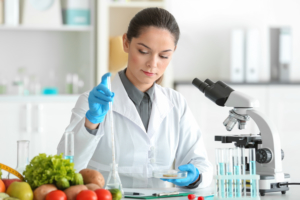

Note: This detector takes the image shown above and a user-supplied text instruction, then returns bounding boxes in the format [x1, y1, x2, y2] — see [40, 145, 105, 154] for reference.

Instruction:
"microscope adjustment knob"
[256, 148, 272, 163]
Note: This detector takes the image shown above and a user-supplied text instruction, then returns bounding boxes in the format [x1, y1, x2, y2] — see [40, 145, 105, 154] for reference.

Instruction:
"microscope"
[192, 78, 290, 196]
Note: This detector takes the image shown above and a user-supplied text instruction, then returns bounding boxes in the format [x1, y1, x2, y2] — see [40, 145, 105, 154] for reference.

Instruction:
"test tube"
[240, 147, 246, 197]
[233, 147, 241, 197]
[64, 131, 74, 163]
[216, 148, 226, 198]
[249, 148, 257, 197]
[215, 149, 219, 197]
[226, 148, 233, 197]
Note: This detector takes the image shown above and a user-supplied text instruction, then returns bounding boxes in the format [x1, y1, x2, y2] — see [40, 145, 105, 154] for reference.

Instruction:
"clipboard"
[125, 192, 191, 199]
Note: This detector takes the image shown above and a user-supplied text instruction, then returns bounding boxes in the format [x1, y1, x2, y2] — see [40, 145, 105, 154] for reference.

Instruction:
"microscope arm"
[245, 109, 283, 174]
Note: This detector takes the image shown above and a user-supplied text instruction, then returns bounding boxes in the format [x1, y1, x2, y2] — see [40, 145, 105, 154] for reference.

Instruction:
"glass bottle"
[8, 140, 30, 179]
[105, 163, 124, 194]
[64, 131, 74, 163]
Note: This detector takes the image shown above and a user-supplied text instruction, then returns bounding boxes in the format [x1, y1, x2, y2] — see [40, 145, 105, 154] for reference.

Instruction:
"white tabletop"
[123, 187, 299, 200]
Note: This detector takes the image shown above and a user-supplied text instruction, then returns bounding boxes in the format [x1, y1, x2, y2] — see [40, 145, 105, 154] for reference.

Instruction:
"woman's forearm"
[85, 117, 100, 130]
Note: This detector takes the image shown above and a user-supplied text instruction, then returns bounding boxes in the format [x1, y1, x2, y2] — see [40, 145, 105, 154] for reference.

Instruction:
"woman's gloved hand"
[161, 164, 200, 187]
[86, 72, 115, 124]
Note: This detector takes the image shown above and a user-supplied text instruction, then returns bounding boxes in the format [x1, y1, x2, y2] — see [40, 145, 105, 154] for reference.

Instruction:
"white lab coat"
[57, 73, 213, 188]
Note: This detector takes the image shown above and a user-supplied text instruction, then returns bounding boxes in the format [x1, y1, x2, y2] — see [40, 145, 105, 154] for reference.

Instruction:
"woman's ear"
[123, 33, 129, 53]
[174, 45, 177, 51]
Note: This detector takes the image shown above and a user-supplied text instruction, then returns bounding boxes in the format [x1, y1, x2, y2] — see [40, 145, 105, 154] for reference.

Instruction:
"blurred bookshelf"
[0, 25, 93, 32]
[109, 1, 165, 8]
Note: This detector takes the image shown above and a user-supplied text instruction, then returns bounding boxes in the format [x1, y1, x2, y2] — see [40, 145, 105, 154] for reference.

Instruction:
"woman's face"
[123, 26, 176, 91]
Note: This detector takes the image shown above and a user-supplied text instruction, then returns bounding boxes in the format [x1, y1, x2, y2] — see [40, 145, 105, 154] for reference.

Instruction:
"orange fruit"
[0, 179, 6, 192]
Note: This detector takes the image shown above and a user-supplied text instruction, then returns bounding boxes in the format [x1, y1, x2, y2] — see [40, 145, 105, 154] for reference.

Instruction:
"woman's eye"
[139, 50, 148, 54]
[160, 55, 168, 59]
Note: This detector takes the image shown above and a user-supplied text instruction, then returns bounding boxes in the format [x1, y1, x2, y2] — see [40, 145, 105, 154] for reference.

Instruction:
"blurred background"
[0, 0, 300, 182]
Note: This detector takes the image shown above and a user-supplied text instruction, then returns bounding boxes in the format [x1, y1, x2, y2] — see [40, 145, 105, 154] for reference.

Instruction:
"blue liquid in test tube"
[249, 149, 257, 197]
[219, 162, 225, 198]
[216, 149, 225, 198]
[64, 155, 74, 163]
[64, 131, 74, 163]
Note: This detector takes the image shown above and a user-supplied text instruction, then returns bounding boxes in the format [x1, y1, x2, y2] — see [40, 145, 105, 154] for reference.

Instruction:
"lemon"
[109, 189, 122, 200]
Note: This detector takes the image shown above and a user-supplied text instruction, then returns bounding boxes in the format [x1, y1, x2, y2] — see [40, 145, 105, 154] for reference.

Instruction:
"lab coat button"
[150, 158, 155, 163]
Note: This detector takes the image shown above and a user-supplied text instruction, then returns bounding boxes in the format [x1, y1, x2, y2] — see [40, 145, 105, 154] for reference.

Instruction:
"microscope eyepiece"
[192, 78, 209, 93]
[192, 77, 234, 106]
[204, 79, 214, 86]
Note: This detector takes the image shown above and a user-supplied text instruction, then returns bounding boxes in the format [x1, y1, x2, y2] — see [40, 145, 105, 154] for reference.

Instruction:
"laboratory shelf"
[109, 1, 165, 8]
[0, 95, 79, 102]
[0, 25, 93, 32]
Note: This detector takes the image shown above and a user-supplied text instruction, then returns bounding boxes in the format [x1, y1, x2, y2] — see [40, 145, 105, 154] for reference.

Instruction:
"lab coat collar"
[112, 73, 174, 137]
[147, 84, 174, 138]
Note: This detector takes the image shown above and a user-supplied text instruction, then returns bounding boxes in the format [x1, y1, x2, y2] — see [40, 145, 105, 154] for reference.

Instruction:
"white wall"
[168, 0, 300, 82]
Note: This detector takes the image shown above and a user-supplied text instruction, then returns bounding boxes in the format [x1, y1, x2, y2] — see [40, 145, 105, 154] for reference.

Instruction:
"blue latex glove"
[86, 73, 114, 124]
[161, 164, 200, 187]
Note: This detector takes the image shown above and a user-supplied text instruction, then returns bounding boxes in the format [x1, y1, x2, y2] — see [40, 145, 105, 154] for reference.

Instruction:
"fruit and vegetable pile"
[0, 153, 122, 200]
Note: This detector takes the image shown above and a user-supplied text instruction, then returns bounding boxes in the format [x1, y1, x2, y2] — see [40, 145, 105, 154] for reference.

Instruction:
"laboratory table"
[123, 187, 300, 200]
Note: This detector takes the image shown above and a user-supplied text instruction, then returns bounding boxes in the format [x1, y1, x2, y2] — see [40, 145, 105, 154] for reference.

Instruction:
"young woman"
[58, 7, 212, 189]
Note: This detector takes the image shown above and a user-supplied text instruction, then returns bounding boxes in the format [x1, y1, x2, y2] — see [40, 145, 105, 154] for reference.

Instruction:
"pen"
[152, 192, 180, 196]
[124, 192, 145, 195]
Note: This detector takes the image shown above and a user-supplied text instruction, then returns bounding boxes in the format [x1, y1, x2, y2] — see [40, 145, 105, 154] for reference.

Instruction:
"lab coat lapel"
[111, 74, 146, 133]
[147, 84, 174, 139]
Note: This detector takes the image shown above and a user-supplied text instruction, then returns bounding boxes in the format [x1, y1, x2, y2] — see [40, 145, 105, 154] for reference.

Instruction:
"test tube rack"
[214, 174, 260, 200]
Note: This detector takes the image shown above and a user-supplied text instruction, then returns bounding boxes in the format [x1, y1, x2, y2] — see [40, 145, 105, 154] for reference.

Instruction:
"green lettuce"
[23, 153, 76, 189]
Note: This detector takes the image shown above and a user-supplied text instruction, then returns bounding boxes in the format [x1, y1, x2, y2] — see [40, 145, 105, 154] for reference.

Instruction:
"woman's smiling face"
[123, 26, 176, 92]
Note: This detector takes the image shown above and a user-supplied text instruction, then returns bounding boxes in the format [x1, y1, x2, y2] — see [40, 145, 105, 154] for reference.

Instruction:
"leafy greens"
[23, 153, 76, 189]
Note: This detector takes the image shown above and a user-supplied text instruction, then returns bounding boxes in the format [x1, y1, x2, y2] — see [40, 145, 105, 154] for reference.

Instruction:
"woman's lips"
[142, 70, 155, 77]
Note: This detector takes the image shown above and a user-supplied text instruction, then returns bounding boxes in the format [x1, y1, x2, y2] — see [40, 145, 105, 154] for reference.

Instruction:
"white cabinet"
[0, 96, 78, 177]
[176, 84, 300, 181]
[0, 1, 96, 95]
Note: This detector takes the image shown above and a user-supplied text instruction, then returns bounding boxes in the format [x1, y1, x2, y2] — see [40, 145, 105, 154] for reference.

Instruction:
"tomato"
[0, 179, 5, 193]
[46, 190, 67, 200]
[95, 189, 112, 200]
[76, 190, 97, 200]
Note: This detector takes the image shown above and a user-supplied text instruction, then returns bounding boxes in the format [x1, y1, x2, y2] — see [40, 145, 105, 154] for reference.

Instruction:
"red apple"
[1, 179, 22, 189]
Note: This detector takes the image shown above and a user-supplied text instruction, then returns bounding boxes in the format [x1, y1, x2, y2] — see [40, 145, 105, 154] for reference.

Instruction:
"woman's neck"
[125, 69, 153, 92]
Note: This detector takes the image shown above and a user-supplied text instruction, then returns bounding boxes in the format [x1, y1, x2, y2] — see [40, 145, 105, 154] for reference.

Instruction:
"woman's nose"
[147, 55, 158, 68]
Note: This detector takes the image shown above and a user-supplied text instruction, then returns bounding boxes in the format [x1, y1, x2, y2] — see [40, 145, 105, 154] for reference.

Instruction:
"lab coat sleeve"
[57, 92, 104, 172]
[175, 96, 213, 188]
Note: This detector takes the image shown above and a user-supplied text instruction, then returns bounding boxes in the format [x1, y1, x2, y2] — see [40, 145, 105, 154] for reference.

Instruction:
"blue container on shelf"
[63, 0, 90, 25]
[64, 9, 90, 25]
[42, 87, 58, 95]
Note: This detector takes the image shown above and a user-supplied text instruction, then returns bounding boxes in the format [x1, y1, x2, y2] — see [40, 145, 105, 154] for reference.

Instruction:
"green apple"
[6, 182, 33, 200]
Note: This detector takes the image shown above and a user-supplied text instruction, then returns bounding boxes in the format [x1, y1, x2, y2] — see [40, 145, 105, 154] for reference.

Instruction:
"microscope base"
[258, 173, 290, 196]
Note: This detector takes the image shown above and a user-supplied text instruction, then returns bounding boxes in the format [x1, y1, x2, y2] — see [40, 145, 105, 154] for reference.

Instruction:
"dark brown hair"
[126, 7, 180, 84]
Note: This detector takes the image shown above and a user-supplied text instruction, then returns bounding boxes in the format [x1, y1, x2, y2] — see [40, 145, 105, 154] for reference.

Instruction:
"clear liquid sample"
[240, 147, 246, 196]
[105, 163, 124, 194]
[219, 162, 225, 198]
[64, 155, 74, 163]
[9, 140, 30, 179]
[105, 183, 122, 190]
[234, 165, 241, 197]
[250, 160, 257, 197]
